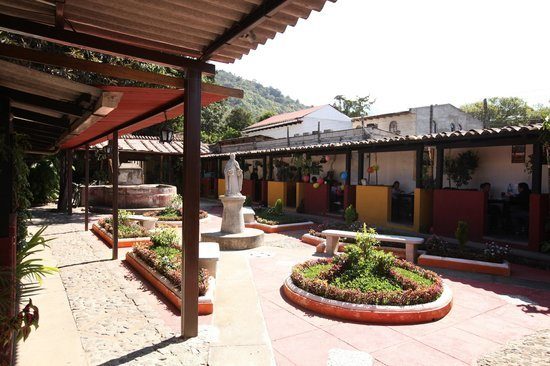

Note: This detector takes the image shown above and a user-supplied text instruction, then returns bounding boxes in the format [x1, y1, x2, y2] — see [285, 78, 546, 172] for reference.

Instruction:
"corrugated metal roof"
[244, 105, 325, 132]
[94, 135, 211, 155]
[203, 124, 543, 158]
[0, 0, 336, 64]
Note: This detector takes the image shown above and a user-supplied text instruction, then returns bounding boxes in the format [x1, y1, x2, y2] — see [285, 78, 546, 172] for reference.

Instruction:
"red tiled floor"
[324, 323, 411, 353]
[272, 329, 356, 366]
[418, 327, 501, 364]
[371, 339, 467, 366]
[274, 350, 296, 366]
[263, 308, 317, 340]
[485, 303, 550, 330]
[456, 313, 534, 344]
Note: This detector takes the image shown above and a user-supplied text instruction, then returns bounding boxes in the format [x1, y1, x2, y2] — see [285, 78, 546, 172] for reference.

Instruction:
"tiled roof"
[244, 105, 326, 132]
[203, 124, 542, 158]
[94, 135, 211, 155]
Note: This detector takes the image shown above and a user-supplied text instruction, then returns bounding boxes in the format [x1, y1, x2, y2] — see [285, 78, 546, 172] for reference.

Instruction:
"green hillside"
[215, 70, 307, 119]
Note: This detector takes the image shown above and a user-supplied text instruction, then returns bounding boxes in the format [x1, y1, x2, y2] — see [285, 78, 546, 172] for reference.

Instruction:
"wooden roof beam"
[0, 44, 243, 98]
[0, 86, 85, 117]
[12, 108, 69, 129]
[0, 13, 215, 74]
[200, 0, 291, 61]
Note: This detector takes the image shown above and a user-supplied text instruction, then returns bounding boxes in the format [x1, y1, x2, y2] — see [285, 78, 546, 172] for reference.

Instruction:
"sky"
[216, 0, 550, 115]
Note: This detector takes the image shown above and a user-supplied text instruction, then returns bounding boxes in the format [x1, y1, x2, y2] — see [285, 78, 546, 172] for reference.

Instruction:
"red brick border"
[418, 254, 511, 276]
[91, 223, 150, 248]
[246, 221, 315, 233]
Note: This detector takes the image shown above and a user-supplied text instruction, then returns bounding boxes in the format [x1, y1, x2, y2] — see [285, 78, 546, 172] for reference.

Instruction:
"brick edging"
[418, 254, 511, 276]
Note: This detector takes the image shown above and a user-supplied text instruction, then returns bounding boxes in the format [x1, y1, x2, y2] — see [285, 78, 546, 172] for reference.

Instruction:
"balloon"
[340, 184, 345, 190]
[340, 171, 348, 180]
[317, 178, 324, 185]
[367, 166, 375, 174]
[325, 155, 330, 161]
[313, 183, 320, 189]
[373, 164, 379, 172]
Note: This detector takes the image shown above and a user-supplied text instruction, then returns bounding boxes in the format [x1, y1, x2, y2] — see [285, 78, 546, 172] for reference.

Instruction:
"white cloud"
[216, 0, 550, 114]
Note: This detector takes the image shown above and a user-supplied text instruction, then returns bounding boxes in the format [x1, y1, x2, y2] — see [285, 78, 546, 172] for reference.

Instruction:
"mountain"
[215, 70, 307, 119]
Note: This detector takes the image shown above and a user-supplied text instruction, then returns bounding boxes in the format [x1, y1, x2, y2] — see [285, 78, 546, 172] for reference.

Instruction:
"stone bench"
[199, 242, 220, 278]
[127, 214, 158, 230]
[242, 206, 256, 224]
[321, 229, 424, 263]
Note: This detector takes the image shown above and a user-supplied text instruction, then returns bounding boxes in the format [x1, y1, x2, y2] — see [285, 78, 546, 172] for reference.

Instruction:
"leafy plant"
[150, 229, 179, 247]
[344, 205, 358, 225]
[455, 221, 469, 251]
[444, 150, 479, 188]
[28, 157, 59, 205]
[0, 227, 58, 351]
[272, 198, 283, 215]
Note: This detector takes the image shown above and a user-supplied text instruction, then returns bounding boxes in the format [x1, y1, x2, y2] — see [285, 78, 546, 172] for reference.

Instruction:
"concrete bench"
[199, 242, 220, 278]
[127, 214, 158, 230]
[242, 207, 256, 224]
[321, 229, 424, 263]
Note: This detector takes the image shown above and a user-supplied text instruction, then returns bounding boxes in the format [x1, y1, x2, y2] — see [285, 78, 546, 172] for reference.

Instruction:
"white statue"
[224, 153, 243, 196]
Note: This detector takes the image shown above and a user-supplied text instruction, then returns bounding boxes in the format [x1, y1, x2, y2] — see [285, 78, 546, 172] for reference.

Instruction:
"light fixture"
[103, 142, 112, 155]
[159, 111, 174, 143]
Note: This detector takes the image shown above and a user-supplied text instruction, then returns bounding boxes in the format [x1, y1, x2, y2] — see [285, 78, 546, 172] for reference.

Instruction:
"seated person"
[391, 181, 403, 199]
[250, 168, 259, 181]
[391, 181, 404, 221]
[480, 182, 500, 232]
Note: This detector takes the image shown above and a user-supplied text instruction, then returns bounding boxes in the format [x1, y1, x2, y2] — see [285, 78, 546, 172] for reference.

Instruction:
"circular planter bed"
[284, 239, 452, 324]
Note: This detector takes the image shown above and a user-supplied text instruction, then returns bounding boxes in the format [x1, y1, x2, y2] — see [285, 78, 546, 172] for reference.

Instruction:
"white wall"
[359, 151, 416, 193]
[444, 145, 548, 195]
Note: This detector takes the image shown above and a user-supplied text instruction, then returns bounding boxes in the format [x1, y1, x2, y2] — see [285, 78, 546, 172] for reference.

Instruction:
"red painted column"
[528, 194, 548, 251]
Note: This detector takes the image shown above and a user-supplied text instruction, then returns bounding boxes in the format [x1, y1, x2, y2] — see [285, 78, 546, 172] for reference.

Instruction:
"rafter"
[0, 86, 84, 117]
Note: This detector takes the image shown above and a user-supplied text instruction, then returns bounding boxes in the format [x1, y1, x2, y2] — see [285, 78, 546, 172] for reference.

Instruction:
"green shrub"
[244, 195, 252, 206]
[273, 198, 283, 215]
[344, 205, 358, 225]
[28, 157, 59, 205]
[150, 229, 179, 247]
[455, 221, 469, 251]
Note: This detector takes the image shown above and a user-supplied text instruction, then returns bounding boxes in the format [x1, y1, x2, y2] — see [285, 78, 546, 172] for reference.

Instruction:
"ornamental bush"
[150, 228, 179, 247]
[455, 221, 469, 251]
[344, 205, 358, 225]
[273, 198, 283, 215]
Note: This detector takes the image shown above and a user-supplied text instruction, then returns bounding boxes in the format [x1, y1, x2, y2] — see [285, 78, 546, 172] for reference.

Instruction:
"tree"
[225, 107, 253, 133]
[332, 95, 375, 118]
[257, 110, 276, 122]
[461, 97, 550, 128]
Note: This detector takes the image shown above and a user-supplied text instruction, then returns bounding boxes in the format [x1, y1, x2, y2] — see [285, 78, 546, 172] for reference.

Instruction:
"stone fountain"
[202, 153, 264, 250]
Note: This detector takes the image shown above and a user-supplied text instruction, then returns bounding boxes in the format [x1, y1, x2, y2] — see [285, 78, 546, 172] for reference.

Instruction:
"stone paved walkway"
[23, 207, 210, 366]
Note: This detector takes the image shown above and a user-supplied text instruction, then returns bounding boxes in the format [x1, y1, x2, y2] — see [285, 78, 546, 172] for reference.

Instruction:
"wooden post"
[84, 144, 89, 231]
[0, 96, 16, 364]
[217, 158, 222, 179]
[416, 146, 424, 189]
[286, 126, 290, 147]
[160, 155, 164, 183]
[435, 146, 444, 189]
[262, 155, 267, 180]
[358, 151, 364, 182]
[66, 149, 73, 215]
[112, 132, 119, 260]
[345, 150, 351, 186]
[182, 68, 201, 338]
[268, 156, 274, 181]
[168, 155, 173, 184]
[532, 142, 542, 194]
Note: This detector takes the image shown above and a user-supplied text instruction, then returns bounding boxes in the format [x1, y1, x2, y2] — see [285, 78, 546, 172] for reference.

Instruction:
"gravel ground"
[476, 329, 550, 366]
[30, 207, 210, 366]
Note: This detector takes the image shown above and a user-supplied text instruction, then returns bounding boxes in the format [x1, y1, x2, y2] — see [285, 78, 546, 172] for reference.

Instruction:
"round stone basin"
[89, 184, 177, 209]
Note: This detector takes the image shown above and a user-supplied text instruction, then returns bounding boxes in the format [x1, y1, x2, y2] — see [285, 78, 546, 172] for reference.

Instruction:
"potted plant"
[444, 150, 479, 188]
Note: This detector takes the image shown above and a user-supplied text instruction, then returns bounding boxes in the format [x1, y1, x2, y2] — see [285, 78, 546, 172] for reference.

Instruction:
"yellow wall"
[413, 188, 433, 233]
[267, 181, 287, 207]
[355, 185, 391, 227]
[217, 179, 225, 197]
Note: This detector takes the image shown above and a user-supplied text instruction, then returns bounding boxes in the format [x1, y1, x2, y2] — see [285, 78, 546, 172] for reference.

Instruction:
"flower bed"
[248, 204, 315, 233]
[418, 235, 511, 276]
[92, 214, 150, 248]
[126, 229, 214, 314]
[285, 228, 452, 323]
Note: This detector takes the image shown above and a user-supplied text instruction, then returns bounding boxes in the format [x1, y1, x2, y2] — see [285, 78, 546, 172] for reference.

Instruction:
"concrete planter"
[418, 254, 511, 276]
[125, 252, 214, 315]
[246, 221, 315, 233]
[283, 277, 453, 324]
[91, 223, 150, 248]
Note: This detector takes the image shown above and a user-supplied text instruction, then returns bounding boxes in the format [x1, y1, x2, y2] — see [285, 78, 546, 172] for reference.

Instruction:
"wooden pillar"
[358, 150, 364, 182]
[268, 155, 274, 181]
[182, 68, 201, 338]
[84, 145, 90, 231]
[532, 142, 542, 194]
[262, 155, 267, 180]
[0, 96, 16, 364]
[112, 132, 119, 260]
[66, 149, 73, 215]
[416, 146, 424, 189]
[217, 158, 222, 179]
[435, 146, 444, 189]
[345, 150, 352, 185]
[160, 155, 164, 183]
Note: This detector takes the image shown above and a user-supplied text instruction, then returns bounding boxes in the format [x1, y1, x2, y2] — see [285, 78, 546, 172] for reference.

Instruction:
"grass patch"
[302, 263, 332, 279]
[256, 209, 310, 225]
[393, 267, 433, 287]
[332, 273, 401, 292]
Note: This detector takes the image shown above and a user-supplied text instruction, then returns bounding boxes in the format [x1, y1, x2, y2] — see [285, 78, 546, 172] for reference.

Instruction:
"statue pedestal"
[202, 194, 264, 250]
[220, 195, 245, 234]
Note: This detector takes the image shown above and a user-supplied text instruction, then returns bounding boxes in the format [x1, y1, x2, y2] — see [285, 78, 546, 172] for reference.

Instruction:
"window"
[389, 120, 398, 133]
